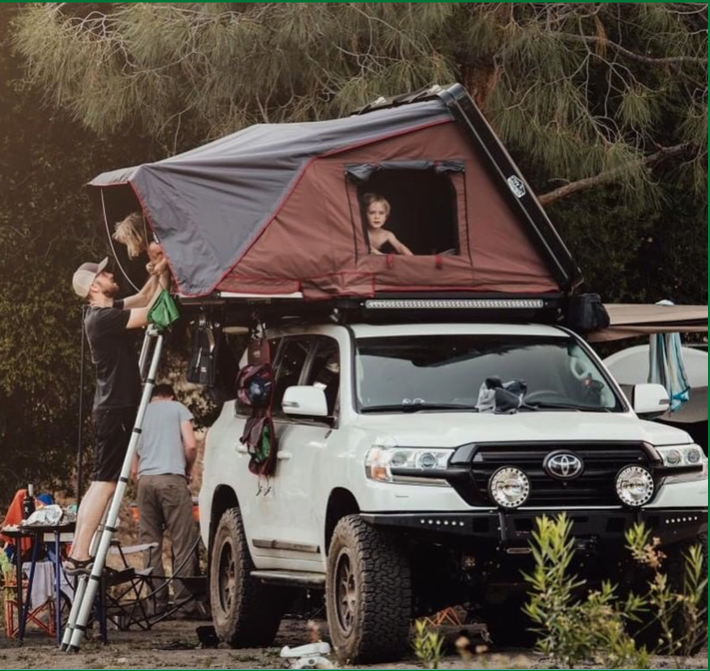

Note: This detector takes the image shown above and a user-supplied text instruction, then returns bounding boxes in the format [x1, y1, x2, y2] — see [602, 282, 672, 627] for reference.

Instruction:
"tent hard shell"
[89, 84, 581, 301]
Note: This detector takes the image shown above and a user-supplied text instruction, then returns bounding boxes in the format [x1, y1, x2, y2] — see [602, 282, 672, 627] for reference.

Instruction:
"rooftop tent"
[88, 84, 581, 300]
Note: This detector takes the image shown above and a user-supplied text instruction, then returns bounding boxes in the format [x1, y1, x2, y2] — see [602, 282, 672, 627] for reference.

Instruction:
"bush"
[524, 514, 650, 669]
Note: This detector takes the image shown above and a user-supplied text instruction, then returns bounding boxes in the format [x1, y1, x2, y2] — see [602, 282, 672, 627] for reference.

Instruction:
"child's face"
[366, 201, 388, 229]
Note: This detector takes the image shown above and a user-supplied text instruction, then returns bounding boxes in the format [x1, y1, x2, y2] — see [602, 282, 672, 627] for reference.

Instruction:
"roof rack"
[177, 291, 565, 329]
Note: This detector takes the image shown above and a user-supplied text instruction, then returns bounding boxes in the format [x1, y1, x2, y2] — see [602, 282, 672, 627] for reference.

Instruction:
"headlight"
[488, 467, 531, 510]
[615, 465, 655, 508]
[654, 444, 707, 484]
[365, 446, 452, 486]
[656, 444, 705, 468]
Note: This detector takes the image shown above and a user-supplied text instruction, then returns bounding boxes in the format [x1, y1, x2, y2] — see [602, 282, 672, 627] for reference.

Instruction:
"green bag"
[147, 289, 180, 331]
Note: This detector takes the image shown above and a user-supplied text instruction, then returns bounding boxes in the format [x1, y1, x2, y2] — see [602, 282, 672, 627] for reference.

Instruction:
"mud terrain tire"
[209, 507, 287, 647]
[326, 515, 412, 664]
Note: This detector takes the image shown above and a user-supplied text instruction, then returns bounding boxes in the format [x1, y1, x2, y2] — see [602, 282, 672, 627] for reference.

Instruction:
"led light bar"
[365, 298, 545, 310]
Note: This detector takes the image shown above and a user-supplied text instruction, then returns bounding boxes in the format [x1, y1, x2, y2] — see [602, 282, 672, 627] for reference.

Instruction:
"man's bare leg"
[70, 481, 117, 561]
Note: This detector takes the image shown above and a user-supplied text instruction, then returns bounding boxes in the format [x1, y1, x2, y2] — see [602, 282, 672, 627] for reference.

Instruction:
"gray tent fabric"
[90, 101, 453, 296]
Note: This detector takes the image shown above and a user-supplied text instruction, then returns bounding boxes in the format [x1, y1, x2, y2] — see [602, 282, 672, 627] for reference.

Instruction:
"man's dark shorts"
[92, 407, 138, 482]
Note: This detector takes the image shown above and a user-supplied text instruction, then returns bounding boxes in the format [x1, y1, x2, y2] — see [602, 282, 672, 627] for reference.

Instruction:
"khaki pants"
[137, 474, 198, 610]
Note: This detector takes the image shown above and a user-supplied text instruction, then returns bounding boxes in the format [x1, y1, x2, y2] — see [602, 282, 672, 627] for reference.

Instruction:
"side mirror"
[633, 383, 670, 419]
[282, 386, 329, 418]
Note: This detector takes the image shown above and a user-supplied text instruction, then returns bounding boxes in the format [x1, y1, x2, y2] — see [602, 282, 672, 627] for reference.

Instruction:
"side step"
[251, 570, 326, 588]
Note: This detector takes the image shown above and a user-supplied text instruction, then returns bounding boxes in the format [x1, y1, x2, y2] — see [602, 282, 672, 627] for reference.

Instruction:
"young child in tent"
[113, 211, 169, 278]
[363, 193, 413, 256]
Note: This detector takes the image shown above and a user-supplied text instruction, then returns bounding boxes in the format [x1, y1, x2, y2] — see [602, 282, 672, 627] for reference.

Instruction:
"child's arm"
[387, 232, 414, 256]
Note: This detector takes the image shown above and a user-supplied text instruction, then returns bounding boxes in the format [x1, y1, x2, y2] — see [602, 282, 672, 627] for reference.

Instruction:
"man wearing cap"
[66, 258, 162, 574]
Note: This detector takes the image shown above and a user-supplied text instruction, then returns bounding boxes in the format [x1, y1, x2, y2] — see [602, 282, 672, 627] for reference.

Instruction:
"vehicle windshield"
[355, 334, 624, 413]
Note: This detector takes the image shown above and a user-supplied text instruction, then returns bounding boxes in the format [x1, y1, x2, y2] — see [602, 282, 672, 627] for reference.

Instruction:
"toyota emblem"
[544, 451, 584, 480]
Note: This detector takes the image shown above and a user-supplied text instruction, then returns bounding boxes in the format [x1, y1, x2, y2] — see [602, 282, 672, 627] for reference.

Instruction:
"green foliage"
[526, 517, 708, 668]
[412, 619, 445, 670]
[0, 11, 154, 505]
[13, 3, 708, 205]
[626, 524, 708, 660]
[524, 514, 651, 669]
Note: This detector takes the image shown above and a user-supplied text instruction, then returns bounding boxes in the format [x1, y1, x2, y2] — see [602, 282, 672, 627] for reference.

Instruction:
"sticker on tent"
[507, 176, 526, 198]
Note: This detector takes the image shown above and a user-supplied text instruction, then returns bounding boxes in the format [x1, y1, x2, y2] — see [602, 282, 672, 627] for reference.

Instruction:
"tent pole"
[100, 189, 140, 293]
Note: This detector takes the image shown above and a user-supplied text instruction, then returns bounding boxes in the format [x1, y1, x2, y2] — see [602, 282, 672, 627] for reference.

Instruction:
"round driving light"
[665, 449, 682, 466]
[615, 466, 655, 508]
[686, 448, 702, 465]
[488, 467, 531, 510]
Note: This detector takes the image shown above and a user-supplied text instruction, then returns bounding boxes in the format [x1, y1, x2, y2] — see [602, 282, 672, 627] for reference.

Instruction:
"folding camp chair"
[424, 606, 464, 628]
[2, 563, 63, 639]
[99, 541, 159, 632]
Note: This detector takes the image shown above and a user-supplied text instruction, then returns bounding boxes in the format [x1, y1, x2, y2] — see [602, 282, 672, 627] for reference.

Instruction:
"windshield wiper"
[523, 401, 613, 413]
[361, 403, 479, 414]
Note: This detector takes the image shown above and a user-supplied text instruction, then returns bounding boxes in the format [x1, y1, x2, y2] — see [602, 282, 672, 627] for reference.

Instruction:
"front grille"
[468, 443, 653, 506]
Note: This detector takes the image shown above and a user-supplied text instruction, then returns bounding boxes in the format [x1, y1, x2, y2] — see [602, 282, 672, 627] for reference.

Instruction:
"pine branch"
[552, 33, 707, 66]
[538, 143, 694, 205]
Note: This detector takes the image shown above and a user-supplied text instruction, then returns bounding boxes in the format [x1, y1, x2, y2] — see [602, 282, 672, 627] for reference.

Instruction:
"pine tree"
[13, 3, 708, 205]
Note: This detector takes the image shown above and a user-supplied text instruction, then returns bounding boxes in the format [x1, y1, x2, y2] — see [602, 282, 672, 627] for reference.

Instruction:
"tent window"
[348, 164, 461, 256]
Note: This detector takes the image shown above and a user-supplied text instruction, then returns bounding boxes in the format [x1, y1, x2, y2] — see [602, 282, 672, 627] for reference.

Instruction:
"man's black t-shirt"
[85, 305, 141, 410]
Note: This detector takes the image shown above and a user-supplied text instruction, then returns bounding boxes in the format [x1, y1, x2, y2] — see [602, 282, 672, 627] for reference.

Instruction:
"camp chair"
[423, 606, 464, 628]
[2, 562, 60, 639]
[98, 541, 159, 632]
[135, 535, 209, 625]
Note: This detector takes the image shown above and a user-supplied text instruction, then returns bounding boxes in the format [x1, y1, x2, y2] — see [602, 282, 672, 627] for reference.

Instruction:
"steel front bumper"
[361, 508, 708, 547]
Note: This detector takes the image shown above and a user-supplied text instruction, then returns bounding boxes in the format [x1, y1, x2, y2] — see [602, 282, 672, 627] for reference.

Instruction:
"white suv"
[199, 322, 708, 663]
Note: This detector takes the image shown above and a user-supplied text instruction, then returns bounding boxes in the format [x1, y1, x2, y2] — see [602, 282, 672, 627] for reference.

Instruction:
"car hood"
[353, 411, 692, 448]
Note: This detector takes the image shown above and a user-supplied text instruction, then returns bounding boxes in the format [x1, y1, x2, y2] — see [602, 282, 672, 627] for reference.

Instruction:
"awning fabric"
[588, 304, 708, 342]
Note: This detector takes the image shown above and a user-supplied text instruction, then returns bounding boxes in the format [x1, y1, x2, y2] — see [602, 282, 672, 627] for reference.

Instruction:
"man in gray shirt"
[132, 383, 198, 615]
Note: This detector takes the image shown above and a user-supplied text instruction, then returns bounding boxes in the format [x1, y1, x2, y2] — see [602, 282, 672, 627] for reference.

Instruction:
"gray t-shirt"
[137, 400, 194, 477]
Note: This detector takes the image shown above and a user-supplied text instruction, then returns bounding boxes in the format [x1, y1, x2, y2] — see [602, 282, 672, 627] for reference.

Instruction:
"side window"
[235, 336, 284, 417]
[305, 338, 341, 416]
[273, 338, 312, 415]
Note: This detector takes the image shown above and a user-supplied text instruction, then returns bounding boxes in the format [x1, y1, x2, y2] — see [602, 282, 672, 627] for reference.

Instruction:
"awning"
[588, 304, 708, 342]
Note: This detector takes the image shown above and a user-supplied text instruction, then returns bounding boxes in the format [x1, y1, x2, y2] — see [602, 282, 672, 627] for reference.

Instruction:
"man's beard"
[103, 283, 120, 298]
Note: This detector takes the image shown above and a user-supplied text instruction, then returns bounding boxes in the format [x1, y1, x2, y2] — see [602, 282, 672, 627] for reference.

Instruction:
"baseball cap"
[72, 257, 109, 298]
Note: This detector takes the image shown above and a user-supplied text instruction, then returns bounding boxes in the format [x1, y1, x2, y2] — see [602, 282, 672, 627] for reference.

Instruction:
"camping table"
[1, 522, 75, 644]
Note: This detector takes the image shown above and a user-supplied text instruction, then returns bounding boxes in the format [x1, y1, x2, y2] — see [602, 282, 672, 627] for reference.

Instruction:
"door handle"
[236, 445, 249, 454]
[277, 452, 292, 461]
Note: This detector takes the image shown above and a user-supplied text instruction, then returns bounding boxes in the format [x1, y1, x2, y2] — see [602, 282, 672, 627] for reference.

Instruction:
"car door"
[276, 336, 340, 552]
[250, 335, 340, 566]
[239, 336, 312, 555]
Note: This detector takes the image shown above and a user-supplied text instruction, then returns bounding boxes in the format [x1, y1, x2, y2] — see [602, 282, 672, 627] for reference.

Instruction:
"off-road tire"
[630, 534, 708, 655]
[325, 515, 412, 664]
[209, 507, 287, 647]
[483, 597, 538, 650]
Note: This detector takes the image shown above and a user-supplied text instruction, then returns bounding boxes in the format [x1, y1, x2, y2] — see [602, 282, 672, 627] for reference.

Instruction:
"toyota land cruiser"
[199, 321, 708, 662]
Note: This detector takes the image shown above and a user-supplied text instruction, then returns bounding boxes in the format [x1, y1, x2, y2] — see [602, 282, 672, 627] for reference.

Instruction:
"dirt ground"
[0, 616, 707, 670]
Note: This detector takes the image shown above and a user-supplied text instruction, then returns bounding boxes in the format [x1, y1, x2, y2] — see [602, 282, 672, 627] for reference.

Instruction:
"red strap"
[386, 253, 394, 269]
[435, 255, 443, 269]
